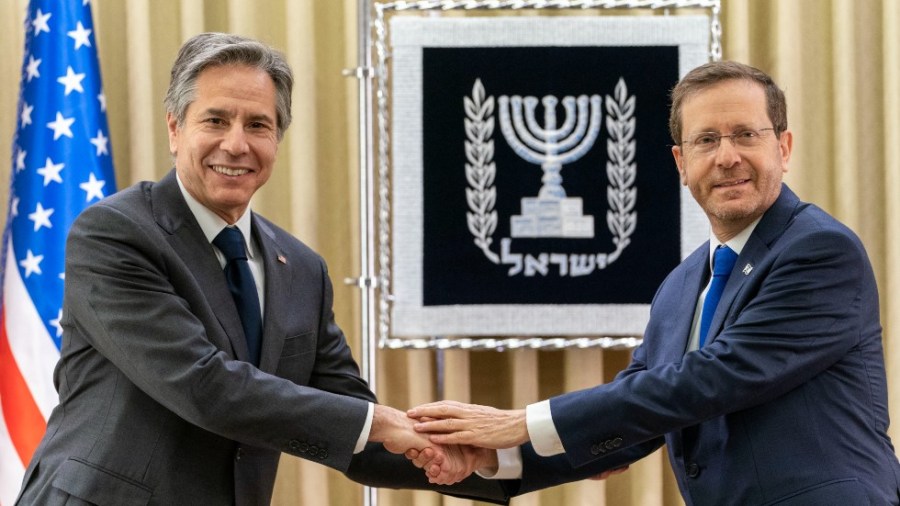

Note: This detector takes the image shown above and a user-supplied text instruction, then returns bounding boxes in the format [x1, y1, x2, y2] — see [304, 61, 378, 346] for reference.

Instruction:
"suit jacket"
[510, 185, 900, 505]
[16, 170, 508, 506]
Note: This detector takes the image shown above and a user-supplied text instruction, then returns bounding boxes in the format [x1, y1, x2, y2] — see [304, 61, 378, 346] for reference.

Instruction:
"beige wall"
[1, 1, 898, 505]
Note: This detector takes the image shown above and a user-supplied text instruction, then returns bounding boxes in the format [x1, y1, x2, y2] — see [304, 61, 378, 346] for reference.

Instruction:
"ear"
[672, 145, 688, 185]
[778, 130, 793, 174]
[166, 112, 179, 155]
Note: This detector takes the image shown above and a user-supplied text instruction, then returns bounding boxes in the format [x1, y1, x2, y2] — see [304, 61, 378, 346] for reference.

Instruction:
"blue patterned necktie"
[213, 227, 262, 365]
[698, 245, 738, 347]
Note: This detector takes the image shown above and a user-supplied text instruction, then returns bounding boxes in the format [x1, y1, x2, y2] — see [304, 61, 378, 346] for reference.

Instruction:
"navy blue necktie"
[213, 227, 262, 365]
[698, 245, 738, 347]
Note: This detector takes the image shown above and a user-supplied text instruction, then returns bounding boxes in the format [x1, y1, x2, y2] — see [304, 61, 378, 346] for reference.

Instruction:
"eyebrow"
[203, 108, 275, 125]
[689, 123, 757, 134]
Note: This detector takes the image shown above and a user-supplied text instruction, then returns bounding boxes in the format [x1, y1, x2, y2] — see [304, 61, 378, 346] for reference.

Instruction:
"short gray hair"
[164, 32, 293, 140]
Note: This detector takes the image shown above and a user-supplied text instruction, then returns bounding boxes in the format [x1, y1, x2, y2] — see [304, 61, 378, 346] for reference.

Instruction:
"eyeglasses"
[680, 128, 776, 155]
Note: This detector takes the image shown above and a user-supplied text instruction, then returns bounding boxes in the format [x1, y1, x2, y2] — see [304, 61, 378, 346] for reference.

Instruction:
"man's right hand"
[405, 444, 498, 485]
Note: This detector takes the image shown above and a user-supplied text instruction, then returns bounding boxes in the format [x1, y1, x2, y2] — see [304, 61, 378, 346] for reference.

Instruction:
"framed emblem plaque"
[373, 4, 719, 349]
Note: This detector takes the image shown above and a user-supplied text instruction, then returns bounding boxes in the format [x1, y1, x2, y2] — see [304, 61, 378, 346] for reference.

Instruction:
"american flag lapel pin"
[277, 255, 287, 264]
[742, 263, 753, 275]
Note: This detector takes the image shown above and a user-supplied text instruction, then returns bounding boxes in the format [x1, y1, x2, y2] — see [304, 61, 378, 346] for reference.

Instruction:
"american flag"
[0, 1, 116, 503]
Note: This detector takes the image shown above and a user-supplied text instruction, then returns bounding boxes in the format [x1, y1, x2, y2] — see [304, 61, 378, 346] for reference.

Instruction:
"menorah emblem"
[499, 93, 602, 238]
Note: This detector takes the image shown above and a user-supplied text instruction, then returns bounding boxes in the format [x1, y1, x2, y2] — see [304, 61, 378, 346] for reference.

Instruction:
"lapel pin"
[742, 263, 753, 275]
[277, 255, 287, 264]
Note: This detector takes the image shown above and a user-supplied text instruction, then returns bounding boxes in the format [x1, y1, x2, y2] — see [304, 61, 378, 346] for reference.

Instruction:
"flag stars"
[14, 2, 117, 362]
[32, 9, 51, 36]
[16, 148, 27, 172]
[47, 111, 75, 140]
[80, 173, 106, 202]
[20, 250, 44, 278]
[90, 130, 109, 156]
[26, 55, 42, 82]
[37, 157, 65, 186]
[57, 66, 86, 95]
[50, 309, 64, 337]
[67, 21, 92, 50]
[21, 102, 33, 127]
[28, 202, 54, 232]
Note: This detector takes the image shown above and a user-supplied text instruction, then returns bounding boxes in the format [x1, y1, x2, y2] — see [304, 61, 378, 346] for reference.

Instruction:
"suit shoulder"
[772, 204, 872, 273]
[74, 180, 156, 226]
[83, 180, 155, 216]
[790, 203, 865, 249]
[253, 214, 326, 265]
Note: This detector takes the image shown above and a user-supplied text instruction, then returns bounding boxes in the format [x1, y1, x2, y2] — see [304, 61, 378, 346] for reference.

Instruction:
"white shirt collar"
[707, 216, 761, 269]
[175, 172, 256, 259]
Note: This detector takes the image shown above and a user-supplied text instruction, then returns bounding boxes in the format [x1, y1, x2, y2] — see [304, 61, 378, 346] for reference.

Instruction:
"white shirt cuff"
[475, 448, 523, 479]
[526, 400, 565, 457]
[354, 402, 375, 454]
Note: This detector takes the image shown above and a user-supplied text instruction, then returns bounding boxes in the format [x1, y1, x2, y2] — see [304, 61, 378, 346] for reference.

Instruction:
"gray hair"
[164, 32, 293, 140]
[669, 60, 787, 145]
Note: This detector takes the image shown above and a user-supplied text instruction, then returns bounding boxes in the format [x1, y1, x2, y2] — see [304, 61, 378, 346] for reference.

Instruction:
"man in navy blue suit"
[408, 61, 900, 505]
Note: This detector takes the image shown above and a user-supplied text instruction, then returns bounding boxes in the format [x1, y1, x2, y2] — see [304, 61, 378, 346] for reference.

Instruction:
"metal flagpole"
[344, 0, 378, 505]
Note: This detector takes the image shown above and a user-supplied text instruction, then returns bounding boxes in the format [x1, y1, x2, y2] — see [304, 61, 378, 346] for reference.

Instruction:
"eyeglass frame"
[676, 127, 778, 154]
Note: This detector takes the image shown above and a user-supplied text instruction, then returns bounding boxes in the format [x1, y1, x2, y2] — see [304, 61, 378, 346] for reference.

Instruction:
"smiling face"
[168, 64, 279, 224]
[672, 79, 793, 241]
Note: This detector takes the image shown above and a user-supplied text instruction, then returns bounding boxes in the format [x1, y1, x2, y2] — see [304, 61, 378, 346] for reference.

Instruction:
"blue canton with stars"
[5, 0, 116, 350]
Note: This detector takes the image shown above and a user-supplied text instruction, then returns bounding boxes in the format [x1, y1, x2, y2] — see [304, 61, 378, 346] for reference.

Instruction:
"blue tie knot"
[213, 226, 248, 262]
[712, 245, 738, 278]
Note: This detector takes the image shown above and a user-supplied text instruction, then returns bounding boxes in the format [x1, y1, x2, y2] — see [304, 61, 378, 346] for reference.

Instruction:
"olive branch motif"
[601, 77, 637, 267]
[464, 78, 500, 264]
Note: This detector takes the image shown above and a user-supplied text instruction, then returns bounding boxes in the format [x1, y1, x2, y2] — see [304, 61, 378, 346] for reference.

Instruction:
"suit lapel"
[660, 247, 709, 363]
[705, 185, 803, 345]
[151, 170, 251, 362]
[253, 216, 294, 373]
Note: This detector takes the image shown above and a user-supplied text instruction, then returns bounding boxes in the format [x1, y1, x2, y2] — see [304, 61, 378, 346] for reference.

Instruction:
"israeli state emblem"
[464, 78, 637, 277]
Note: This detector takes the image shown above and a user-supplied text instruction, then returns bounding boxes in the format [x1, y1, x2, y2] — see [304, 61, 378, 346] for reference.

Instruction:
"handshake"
[371, 400, 629, 485]
[369, 400, 529, 485]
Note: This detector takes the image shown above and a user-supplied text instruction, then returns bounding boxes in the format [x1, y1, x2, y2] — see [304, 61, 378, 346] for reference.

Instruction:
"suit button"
[318, 449, 328, 460]
[235, 447, 243, 460]
[289, 440, 301, 451]
[590, 444, 602, 455]
[299, 442, 309, 453]
[686, 462, 700, 478]
[612, 437, 623, 448]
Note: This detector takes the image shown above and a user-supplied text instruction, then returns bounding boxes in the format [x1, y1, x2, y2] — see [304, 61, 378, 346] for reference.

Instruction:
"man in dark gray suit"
[410, 61, 900, 505]
[15, 33, 507, 505]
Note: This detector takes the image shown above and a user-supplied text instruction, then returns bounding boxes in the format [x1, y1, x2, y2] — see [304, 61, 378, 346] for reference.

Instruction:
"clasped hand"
[371, 404, 491, 485]
[402, 400, 528, 484]
[384, 401, 629, 485]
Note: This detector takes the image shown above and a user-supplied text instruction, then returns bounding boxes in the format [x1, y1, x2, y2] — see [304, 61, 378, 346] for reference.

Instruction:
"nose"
[714, 136, 741, 168]
[220, 126, 249, 155]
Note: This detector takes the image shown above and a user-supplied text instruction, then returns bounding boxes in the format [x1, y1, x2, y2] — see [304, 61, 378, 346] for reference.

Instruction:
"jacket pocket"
[280, 331, 315, 358]
[276, 332, 317, 383]
[52, 458, 153, 506]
